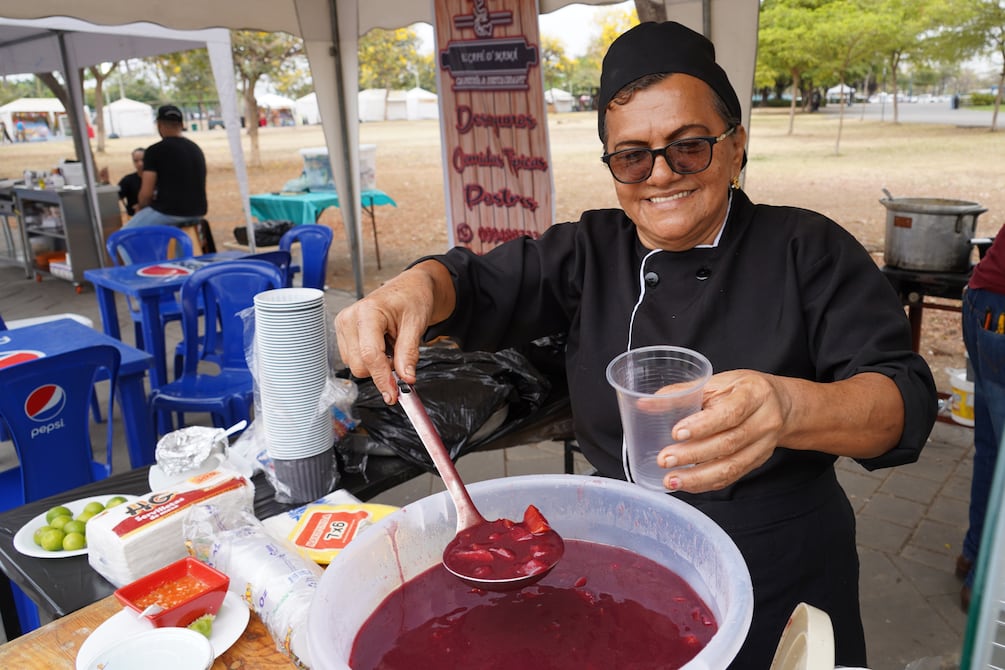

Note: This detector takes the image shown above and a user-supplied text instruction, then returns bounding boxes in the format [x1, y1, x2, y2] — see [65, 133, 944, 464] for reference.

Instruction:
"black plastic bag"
[234, 220, 293, 247]
[348, 344, 551, 472]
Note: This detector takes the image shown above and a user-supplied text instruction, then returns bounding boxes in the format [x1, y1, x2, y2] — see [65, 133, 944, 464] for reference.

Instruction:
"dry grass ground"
[5, 108, 1003, 390]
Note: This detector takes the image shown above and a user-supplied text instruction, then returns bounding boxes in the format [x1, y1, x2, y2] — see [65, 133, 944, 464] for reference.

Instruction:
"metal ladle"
[393, 373, 564, 590]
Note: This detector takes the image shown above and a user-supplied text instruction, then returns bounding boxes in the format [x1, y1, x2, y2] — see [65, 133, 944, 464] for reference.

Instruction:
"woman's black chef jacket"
[422, 189, 938, 668]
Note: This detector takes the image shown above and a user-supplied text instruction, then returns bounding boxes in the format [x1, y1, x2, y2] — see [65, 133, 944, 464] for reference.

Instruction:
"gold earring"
[730, 176, 741, 190]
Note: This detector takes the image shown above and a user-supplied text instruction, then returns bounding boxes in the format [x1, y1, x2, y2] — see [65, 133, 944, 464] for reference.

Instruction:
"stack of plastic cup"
[254, 288, 336, 502]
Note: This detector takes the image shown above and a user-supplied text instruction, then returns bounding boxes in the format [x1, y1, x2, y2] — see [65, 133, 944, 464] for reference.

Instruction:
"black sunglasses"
[602, 126, 737, 184]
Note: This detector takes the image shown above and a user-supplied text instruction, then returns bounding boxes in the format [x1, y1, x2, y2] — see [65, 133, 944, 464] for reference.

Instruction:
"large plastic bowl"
[307, 474, 753, 670]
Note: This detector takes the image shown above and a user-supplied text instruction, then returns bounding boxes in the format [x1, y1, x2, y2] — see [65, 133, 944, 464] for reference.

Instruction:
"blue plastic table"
[83, 253, 244, 392]
[0, 318, 155, 467]
[249, 188, 396, 268]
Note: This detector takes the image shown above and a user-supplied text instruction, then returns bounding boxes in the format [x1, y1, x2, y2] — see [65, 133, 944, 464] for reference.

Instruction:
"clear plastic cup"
[606, 346, 713, 491]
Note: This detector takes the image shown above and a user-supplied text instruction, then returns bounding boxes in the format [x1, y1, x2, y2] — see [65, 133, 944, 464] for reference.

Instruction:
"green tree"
[540, 35, 573, 91]
[812, 0, 889, 154]
[358, 27, 423, 91]
[939, 0, 1005, 130]
[152, 49, 218, 122]
[231, 30, 303, 166]
[865, 0, 950, 124]
[757, 0, 825, 134]
[0, 78, 39, 106]
[272, 56, 313, 101]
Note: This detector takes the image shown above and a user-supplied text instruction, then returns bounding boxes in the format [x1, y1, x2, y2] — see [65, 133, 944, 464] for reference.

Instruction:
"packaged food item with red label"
[287, 504, 398, 564]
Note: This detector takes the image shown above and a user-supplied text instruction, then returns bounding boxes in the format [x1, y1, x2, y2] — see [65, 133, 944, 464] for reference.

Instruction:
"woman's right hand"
[333, 260, 455, 404]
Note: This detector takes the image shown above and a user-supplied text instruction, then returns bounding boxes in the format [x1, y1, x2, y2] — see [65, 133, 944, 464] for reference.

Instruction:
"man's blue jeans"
[961, 286, 1005, 587]
[125, 207, 200, 228]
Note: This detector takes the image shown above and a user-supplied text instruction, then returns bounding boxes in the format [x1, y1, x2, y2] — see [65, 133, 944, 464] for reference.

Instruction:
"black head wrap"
[598, 21, 742, 141]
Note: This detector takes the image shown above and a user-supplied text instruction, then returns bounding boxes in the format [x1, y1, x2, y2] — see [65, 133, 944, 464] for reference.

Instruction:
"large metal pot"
[881, 193, 987, 272]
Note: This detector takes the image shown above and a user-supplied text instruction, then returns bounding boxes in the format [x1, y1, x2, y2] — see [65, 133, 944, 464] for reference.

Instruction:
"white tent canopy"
[256, 92, 297, 109]
[406, 86, 438, 121]
[296, 92, 321, 124]
[0, 16, 248, 267]
[1, 0, 760, 298]
[103, 97, 156, 137]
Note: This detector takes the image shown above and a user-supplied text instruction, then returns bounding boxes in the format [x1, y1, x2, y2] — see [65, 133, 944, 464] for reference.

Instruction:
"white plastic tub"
[948, 367, 975, 426]
[307, 474, 753, 670]
[298, 144, 376, 192]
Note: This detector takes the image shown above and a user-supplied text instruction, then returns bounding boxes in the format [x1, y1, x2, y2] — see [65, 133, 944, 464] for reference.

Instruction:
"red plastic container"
[114, 557, 229, 628]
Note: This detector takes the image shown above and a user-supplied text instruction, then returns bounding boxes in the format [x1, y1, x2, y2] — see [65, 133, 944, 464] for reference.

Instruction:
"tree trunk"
[835, 78, 847, 156]
[243, 86, 262, 167]
[890, 54, 901, 124]
[91, 68, 106, 154]
[991, 68, 1003, 133]
[788, 70, 800, 136]
[634, 0, 666, 23]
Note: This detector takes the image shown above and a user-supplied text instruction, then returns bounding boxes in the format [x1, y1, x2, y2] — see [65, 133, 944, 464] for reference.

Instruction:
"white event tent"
[0, 16, 248, 276]
[0, 0, 759, 298]
[103, 97, 156, 137]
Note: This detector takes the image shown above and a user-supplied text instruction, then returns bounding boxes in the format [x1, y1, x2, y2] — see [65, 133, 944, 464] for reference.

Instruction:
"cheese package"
[287, 504, 398, 564]
[87, 469, 254, 587]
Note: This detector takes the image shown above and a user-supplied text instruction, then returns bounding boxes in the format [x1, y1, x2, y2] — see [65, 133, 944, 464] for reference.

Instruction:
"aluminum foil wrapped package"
[156, 426, 227, 476]
[184, 503, 322, 669]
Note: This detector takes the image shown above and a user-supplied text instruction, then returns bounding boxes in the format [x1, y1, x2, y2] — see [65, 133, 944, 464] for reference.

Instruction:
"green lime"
[62, 532, 86, 551]
[49, 515, 71, 530]
[45, 506, 72, 524]
[75, 512, 96, 524]
[63, 520, 86, 535]
[82, 501, 105, 516]
[106, 496, 128, 508]
[187, 614, 215, 638]
[40, 528, 65, 552]
[33, 525, 52, 547]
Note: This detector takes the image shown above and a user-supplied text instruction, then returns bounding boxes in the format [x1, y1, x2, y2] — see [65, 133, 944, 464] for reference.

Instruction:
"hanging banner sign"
[435, 0, 554, 253]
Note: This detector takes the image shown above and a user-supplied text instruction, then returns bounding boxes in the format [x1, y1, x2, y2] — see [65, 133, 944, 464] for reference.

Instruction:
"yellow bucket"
[948, 368, 975, 427]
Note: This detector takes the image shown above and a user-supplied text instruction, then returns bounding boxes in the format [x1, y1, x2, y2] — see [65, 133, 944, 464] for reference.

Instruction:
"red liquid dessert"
[443, 505, 564, 581]
[350, 539, 717, 670]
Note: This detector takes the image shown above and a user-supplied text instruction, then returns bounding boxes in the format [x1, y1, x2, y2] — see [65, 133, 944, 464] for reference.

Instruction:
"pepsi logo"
[137, 263, 192, 277]
[24, 384, 66, 422]
[0, 350, 45, 370]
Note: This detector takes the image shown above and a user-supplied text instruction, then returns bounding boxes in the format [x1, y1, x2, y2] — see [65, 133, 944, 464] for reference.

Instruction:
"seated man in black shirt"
[125, 105, 208, 228]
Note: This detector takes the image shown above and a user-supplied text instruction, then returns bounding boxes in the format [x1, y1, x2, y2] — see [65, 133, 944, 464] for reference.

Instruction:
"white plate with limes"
[13, 494, 138, 558]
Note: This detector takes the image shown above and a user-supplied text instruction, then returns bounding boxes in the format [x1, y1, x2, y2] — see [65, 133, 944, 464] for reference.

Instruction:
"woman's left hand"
[656, 370, 788, 493]
[657, 369, 904, 494]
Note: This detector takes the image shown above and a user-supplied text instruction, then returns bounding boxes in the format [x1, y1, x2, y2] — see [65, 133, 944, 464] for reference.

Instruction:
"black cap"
[598, 21, 742, 140]
[157, 105, 183, 122]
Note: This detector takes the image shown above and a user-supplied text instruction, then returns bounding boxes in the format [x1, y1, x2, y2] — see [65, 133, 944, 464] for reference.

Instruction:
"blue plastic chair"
[105, 225, 195, 351]
[149, 260, 285, 434]
[0, 344, 120, 634]
[181, 250, 291, 377]
[0, 344, 119, 508]
[279, 225, 333, 289]
[245, 249, 292, 288]
[0, 312, 103, 427]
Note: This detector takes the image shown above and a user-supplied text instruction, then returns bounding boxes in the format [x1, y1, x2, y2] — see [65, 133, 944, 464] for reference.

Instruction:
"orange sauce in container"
[135, 574, 210, 610]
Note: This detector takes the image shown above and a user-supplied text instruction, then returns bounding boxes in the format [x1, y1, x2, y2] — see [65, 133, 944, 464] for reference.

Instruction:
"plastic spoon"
[393, 373, 564, 590]
[137, 604, 164, 620]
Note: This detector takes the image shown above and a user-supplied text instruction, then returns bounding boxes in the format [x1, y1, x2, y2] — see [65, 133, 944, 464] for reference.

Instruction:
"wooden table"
[0, 594, 295, 668]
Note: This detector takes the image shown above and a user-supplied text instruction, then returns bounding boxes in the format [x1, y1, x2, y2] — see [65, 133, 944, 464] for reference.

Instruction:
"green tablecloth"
[249, 188, 396, 224]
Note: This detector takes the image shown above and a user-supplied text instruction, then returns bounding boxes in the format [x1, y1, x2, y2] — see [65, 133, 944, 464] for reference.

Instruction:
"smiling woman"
[333, 19, 937, 670]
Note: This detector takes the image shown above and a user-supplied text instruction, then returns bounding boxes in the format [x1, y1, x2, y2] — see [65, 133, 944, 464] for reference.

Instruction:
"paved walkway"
[0, 265, 980, 667]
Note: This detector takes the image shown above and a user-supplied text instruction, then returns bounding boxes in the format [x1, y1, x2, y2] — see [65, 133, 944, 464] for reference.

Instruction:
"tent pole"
[58, 31, 107, 268]
[328, 0, 364, 298]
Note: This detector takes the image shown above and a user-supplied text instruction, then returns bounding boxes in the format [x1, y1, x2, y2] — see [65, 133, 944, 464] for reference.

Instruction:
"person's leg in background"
[122, 208, 195, 229]
[960, 286, 1005, 609]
